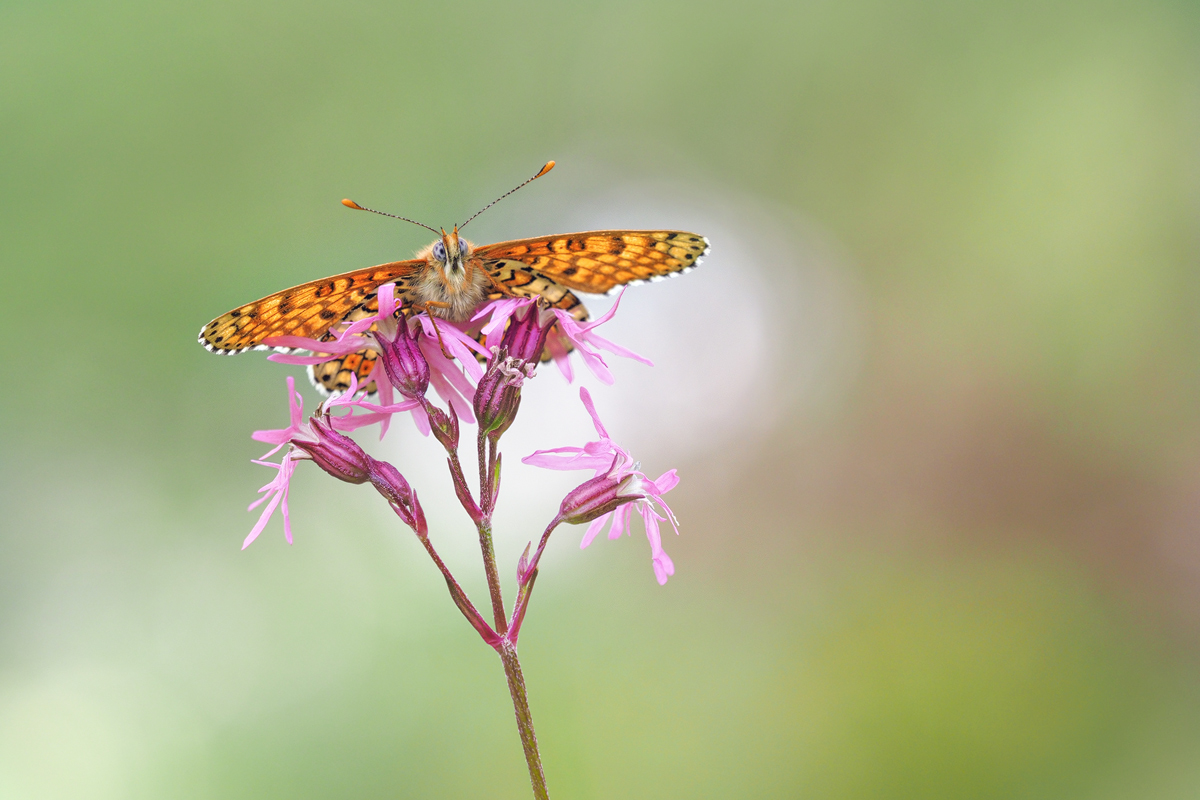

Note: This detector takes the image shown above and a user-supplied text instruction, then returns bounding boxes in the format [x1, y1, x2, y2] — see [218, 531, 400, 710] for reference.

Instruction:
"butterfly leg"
[412, 300, 457, 359]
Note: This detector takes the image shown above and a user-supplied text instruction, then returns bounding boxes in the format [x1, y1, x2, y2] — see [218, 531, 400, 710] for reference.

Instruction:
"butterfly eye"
[457, 237, 468, 254]
[432, 241, 446, 261]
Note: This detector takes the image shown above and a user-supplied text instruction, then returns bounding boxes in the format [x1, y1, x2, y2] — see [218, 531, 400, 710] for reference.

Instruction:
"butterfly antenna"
[341, 199, 441, 236]
[458, 160, 555, 230]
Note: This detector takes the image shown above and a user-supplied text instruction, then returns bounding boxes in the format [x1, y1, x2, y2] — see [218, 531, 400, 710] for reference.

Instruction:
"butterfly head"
[429, 225, 472, 283]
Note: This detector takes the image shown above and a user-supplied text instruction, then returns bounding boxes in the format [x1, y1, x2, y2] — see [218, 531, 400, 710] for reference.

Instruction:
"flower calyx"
[292, 414, 373, 485]
[377, 315, 430, 400]
[499, 299, 556, 364]
[474, 346, 533, 442]
[557, 456, 643, 526]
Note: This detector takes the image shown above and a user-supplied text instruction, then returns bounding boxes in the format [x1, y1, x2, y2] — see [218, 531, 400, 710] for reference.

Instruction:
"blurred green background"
[4, 0, 1200, 797]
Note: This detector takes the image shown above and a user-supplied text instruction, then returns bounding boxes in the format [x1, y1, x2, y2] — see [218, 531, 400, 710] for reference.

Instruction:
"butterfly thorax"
[413, 230, 490, 321]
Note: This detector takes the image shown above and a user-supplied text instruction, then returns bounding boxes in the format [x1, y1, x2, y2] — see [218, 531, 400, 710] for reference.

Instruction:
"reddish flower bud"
[473, 347, 530, 441]
[500, 302, 555, 363]
[557, 470, 641, 526]
[292, 417, 372, 484]
[377, 317, 429, 399]
[369, 460, 427, 537]
[426, 401, 460, 452]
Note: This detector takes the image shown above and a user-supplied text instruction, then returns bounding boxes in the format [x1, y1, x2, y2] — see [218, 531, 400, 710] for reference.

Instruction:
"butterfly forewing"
[198, 260, 421, 354]
[476, 230, 709, 296]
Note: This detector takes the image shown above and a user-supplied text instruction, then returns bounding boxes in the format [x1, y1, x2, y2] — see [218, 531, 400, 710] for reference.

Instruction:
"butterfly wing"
[198, 260, 422, 354]
[473, 230, 709, 296]
[481, 264, 590, 322]
[304, 299, 390, 394]
[309, 349, 379, 395]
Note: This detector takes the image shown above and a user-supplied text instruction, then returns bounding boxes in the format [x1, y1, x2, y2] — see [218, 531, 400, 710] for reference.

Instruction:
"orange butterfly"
[198, 162, 709, 393]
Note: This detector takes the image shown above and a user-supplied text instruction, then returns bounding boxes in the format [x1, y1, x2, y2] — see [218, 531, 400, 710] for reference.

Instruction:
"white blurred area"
[376, 165, 865, 567]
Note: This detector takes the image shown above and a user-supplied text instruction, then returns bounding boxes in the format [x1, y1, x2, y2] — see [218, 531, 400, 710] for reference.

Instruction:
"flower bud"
[369, 459, 427, 536]
[500, 302, 555, 363]
[558, 471, 642, 525]
[292, 417, 372, 484]
[377, 317, 429, 399]
[473, 347, 530, 441]
[425, 401, 459, 452]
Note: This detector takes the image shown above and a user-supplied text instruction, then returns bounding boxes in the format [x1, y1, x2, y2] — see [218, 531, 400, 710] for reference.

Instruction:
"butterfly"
[198, 162, 709, 394]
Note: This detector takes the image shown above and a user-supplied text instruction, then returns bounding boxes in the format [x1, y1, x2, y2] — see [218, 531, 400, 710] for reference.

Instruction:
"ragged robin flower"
[523, 387, 680, 584]
[244, 375, 421, 547]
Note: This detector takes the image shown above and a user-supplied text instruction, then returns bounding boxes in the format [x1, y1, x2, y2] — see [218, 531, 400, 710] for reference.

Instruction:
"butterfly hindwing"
[484, 263, 590, 322]
[198, 260, 421, 354]
[475, 231, 708, 296]
[308, 349, 379, 395]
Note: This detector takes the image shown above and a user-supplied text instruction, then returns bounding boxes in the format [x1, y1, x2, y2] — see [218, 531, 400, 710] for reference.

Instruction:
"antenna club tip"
[536, 161, 555, 178]
[342, 199, 362, 209]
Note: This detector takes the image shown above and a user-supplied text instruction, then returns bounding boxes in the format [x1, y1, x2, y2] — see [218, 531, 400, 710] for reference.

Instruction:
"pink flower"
[581, 470, 679, 585]
[547, 289, 653, 384]
[523, 387, 680, 584]
[243, 375, 419, 548]
[472, 297, 538, 352]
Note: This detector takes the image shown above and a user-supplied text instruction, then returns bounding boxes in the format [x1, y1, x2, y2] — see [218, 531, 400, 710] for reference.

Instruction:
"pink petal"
[577, 330, 653, 367]
[580, 515, 610, 548]
[421, 337, 477, 423]
[268, 353, 339, 366]
[608, 505, 630, 540]
[642, 504, 663, 554]
[262, 335, 365, 354]
[243, 491, 281, 549]
[546, 333, 574, 382]
[378, 282, 397, 318]
[652, 551, 675, 585]
[653, 469, 680, 494]
[581, 288, 626, 330]
[578, 387, 610, 439]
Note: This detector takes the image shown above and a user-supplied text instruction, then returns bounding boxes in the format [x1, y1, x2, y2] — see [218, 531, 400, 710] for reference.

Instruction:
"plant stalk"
[499, 641, 549, 800]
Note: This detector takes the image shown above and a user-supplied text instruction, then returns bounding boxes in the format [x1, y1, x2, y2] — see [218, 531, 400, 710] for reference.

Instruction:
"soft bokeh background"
[4, 0, 1200, 797]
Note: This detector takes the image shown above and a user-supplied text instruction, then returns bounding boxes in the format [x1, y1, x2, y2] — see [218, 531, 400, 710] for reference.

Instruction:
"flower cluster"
[243, 281, 681, 632]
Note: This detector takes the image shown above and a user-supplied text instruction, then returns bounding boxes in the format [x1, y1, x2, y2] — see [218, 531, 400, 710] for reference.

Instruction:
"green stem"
[476, 517, 508, 634]
[499, 641, 549, 800]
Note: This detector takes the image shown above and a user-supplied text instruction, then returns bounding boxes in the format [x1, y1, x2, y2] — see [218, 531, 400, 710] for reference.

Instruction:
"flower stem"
[508, 515, 563, 640]
[499, 641, 549, 800]
[476, 517, 508, 634]
[415, 531, 500, 647]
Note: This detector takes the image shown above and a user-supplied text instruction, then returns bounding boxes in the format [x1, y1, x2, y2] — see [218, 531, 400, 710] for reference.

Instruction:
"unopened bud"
[474, 346, 529, 441]
[369, 459, 427, 536]
[426, 401, 459, 451]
